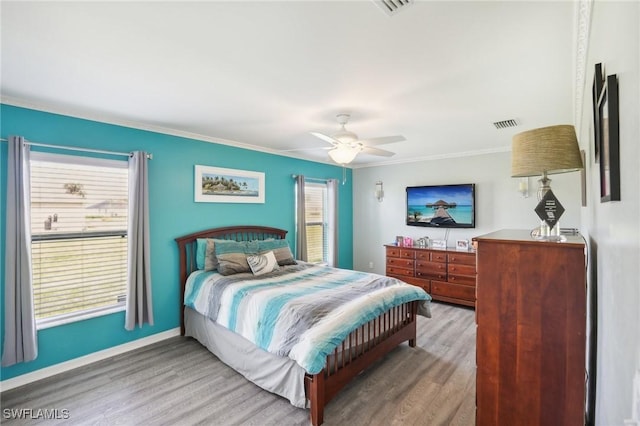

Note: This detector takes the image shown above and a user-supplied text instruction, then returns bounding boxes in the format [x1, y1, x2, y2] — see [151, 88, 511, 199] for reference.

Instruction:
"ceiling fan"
[309, 114, 405, 165]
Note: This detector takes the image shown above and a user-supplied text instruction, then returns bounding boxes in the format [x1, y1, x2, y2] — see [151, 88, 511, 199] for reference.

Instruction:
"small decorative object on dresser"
[456, 239, 469, 251]
[431, 239, 447, 249]
[385, 244, 477, 307]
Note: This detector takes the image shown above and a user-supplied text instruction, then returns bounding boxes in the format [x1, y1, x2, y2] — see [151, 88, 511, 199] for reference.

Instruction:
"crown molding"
[0, 95, 341, 166]
[2, 96, 509, 170]
[351, 145, 512, 169]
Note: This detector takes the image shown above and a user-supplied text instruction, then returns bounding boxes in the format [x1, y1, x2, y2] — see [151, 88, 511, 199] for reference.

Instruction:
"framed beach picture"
[195, 165, 265, 203]
[597, 74, 620, 202]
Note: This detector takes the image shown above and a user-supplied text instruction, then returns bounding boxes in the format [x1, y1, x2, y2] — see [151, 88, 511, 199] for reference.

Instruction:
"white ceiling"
[1, 1, 577, 167]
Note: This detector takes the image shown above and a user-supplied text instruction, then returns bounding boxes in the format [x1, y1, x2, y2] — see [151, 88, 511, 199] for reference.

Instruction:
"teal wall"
[0, 104, 353, 381]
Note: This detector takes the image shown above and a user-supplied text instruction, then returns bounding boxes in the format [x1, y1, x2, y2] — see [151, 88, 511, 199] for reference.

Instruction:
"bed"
[175, 225, 431, 425]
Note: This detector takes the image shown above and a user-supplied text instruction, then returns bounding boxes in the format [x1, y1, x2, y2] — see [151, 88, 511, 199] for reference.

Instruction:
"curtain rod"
[291, 174, 332, 183]
[0, 138, 153, 159]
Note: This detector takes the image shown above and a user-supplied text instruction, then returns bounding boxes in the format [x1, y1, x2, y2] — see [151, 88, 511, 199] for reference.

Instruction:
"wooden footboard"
[305, 301, 419, 426]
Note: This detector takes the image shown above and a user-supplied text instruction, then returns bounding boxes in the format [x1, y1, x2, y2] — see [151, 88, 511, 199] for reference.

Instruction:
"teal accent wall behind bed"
[0, 104, 353, 381]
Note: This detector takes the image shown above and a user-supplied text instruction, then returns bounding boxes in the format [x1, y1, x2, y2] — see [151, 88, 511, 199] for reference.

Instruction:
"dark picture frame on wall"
[592, 63, 604, 163]
[597, 74, 620, 202]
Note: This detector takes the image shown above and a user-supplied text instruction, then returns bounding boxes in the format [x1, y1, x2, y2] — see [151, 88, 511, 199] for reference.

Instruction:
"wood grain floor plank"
[1, 302, 476, 426]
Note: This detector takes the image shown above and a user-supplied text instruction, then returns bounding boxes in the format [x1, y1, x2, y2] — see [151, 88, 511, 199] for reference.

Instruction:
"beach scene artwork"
[195, 165, 265, 203]
[407, 184, 474, 227]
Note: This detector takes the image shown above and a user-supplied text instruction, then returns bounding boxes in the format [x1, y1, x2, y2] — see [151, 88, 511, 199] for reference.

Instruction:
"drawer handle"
[450, 276, 456, 281]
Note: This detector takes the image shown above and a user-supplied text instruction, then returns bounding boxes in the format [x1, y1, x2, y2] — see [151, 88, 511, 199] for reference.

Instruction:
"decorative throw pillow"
[195, 238, 222, 271]
[246, 251, 280, 276]
[204, 239, 221, 271]
[195, 238, 207, 270]
[256, 239, 297, 266]
[214, 240, 259, 276]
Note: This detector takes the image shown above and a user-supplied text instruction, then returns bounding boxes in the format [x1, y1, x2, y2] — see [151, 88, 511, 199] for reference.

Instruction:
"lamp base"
[530, 220, 566, 242]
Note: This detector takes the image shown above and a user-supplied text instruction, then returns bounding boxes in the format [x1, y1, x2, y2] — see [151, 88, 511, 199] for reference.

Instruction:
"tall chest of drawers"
[385, 245, 476, 307]
[473, 230, 586, 425]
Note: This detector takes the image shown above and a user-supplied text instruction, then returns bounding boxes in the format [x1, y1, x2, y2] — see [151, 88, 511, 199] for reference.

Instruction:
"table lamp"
[511, 124, 583, 240]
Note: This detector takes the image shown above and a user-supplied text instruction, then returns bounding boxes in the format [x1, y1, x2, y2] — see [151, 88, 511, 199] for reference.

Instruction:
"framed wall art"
[194, 165, 265, 203]
[592, 63, 604, 163]
[597, 74, 620, 202]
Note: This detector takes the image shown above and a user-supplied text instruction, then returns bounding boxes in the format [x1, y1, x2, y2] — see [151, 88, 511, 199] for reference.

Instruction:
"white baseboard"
[0, 328, 181, 392]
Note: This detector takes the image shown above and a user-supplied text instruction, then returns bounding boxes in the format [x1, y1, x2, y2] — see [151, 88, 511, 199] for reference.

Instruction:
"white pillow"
[246, 250, 280, 276]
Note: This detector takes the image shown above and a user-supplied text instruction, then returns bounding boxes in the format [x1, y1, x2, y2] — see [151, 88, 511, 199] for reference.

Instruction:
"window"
[304, 183, 328, 263]
[30, 152, 128, 328]
[301, 180, 336, 265]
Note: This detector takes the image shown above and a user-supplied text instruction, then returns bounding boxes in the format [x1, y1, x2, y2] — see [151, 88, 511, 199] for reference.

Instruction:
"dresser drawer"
[399, 276, 431, 293]
[431, 251, 447, 263]
[400, 249, 416, 259]
[431, 280, 476, 301]
[387, 257, 414, 269]
[448, 263, 476, 276]
[415, 260, 447, 281]
[447, 273, 476, 286]
[386, 247, 401, 258]
[415, 250, 430, 261]
[447, 252, 476, 266]
[416, 260, 446, 274]
[416, 270, 446, 281]
[386, 266, 414, 278]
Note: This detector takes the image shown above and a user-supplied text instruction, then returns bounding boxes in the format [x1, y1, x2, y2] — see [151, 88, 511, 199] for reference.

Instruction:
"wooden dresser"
[473, 230, 586, 426]
[384, 245, 476, 307]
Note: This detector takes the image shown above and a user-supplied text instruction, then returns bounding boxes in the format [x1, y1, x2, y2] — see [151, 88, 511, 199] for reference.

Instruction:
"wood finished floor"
[1, 302, 476, 426]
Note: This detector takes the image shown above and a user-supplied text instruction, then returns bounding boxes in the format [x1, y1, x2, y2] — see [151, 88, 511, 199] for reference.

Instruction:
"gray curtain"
[295, 175, 308, 262]
[125, 151, 154, 330]
[327, 179, 339, 267]
[2, 136, 37, 366]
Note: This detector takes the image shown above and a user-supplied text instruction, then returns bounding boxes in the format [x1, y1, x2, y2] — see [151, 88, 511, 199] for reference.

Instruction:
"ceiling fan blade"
[361, 146, 395, 157]
[280, 146, 331, 152]
[309, 131, 340, 146]
[358, 135, 406, 146]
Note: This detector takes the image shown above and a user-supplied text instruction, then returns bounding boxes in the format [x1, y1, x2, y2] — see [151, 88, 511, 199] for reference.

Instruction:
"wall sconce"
[375, 181, 384, 202]
[518, 177, 529, 198]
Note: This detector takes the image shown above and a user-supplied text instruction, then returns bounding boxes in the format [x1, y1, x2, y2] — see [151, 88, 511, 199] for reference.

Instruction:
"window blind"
[30, 152, 128, 324]
[304, 183, 327, 264]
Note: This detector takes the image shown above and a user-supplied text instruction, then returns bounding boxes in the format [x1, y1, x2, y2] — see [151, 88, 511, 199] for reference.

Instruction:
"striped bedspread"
[184, 263, 431, 374]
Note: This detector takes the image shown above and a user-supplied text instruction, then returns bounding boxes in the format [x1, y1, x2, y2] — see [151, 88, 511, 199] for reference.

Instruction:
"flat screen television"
[406, 183, 476, 228]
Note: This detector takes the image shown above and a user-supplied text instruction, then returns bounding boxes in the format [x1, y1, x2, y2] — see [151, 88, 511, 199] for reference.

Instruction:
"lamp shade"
[511, 125, 583, 177]
[328, 146, 360, 165]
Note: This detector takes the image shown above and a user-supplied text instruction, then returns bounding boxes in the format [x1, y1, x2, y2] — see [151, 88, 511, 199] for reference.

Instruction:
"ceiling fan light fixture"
[332, 130, 358, 144]
[328, 145, 360, 165]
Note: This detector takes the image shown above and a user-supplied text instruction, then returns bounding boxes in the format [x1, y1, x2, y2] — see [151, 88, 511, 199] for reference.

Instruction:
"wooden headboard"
[174, 225, 288, 335]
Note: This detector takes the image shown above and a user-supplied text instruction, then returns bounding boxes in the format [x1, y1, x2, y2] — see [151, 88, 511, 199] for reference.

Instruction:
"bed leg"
[309, 371, 325, 426]
[408, 313, 417, 347]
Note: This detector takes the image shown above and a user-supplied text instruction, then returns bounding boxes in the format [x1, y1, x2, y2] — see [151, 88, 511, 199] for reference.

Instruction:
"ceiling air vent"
[493, 119, 519, 129]
[373, 0, 414, 16]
